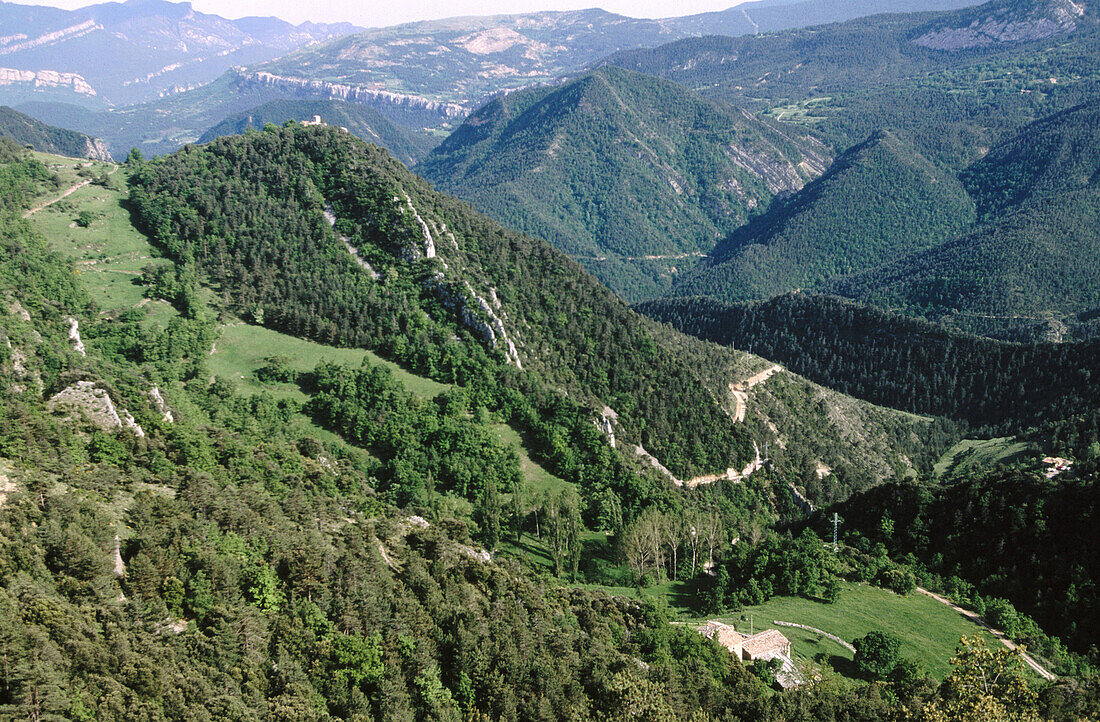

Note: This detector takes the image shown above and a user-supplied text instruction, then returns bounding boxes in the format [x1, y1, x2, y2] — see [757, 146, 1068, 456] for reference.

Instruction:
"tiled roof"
[741, 629, 790, 657]
[697, 621, 747, 651]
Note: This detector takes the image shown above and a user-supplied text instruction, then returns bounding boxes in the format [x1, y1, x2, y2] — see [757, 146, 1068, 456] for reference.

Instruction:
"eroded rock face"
[913, 0, 1086, 50]
[0, 66, 97, 95]
[149, 386, 174, 424]
[65, 316, 86, 357]
[237, 70, 466, 118]
[48, 380, 144, 437]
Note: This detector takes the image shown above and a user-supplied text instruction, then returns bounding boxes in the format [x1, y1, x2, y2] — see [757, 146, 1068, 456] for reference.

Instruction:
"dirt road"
[915, 587, 1056, 681]
[23, 164, 119, 218]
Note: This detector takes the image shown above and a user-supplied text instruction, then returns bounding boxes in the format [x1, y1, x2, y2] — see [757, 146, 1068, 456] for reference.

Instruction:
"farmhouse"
[696, 620, 805, 690]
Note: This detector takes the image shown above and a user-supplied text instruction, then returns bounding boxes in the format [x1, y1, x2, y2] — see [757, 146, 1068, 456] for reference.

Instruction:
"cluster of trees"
[619, 506, 724, 583]
[704, 531, 841, 611]
[833, 466, 1100, 659]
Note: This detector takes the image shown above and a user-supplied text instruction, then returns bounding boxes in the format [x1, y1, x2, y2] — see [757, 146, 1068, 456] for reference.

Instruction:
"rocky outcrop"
[82, 136, 112, 162]
[397, 192, 437, 260]
[0, 20, 100, 57]
[323, 205, 380, 279]
[148, 386, 174, 423]
[48, 380, 144, 437]
[724, 144, 809, 196]
[0, 67, 97, 96]
[422, 273, 523, 369]
[65, 316, 86, 357]
[596, 410, 617, 448]
[236, 70, 466, 119]
[913, 0, 1086, 50]
[461, 281, 522, 368]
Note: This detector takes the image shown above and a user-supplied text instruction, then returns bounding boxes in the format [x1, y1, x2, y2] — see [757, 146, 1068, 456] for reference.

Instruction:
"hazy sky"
[33, 0, 747, 27]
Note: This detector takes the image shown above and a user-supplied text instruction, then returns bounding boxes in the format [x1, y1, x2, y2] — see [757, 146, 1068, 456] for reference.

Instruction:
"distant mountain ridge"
[2, 0, 986, 157]
[826, 99, 1100, 339]
[0, 104, 110, 159]
[197, 99, 438, 166]
[419, 66, 830, 301]
[252, 0, 983, 113]
[0, 0, 361, 106]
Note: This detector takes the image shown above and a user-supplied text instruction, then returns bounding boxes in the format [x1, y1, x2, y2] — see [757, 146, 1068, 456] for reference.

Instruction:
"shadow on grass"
[666, 577, 706, 612]
[828, 654, 861, 679]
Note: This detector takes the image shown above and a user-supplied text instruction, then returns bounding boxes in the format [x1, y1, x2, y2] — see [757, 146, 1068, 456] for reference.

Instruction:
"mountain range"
[2, 0, 985, 157]
[419, 66, 830, 300]
[0, 0, 360, 106]
[670, 97, 1100, 340]
[3, 0, 1100, 714]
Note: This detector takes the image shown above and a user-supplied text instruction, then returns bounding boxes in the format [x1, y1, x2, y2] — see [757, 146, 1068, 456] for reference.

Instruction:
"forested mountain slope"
[834, 468, 1100, 653]
[127, 123, 948, 501]
[0, 138, 779, 720]
[3, 134, 1084, 722]
[197, 99, 439, 166]
[827, 100, 1100, 338]
[669, 130, 974, 303]
[605, 0, 1100, 168]
[639, 293, 1100, 432]
[0, 105, 111, 160]
[419, 66, 830, 301]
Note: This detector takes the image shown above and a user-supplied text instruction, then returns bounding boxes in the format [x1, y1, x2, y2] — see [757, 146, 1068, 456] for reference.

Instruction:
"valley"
[0, 0, 1099, 718]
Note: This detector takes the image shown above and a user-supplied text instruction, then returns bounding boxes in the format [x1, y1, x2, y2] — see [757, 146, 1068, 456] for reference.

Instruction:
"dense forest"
[419, 66, 828, 302]
[832, 466, 1100, 654]
[670, 130, 976, 303]
[639, 294, 1100, 433]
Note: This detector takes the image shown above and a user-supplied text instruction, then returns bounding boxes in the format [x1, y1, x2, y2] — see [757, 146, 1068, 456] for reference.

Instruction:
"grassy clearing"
[208, 322, 450, 400]
[491, 423, 572, 497]
[573, 579, 1001, 680]
[28, 162, 179, 327]
[933, 437, 1035, 479]
[765, 97, 833, 124]
[697, 582, 999, 679]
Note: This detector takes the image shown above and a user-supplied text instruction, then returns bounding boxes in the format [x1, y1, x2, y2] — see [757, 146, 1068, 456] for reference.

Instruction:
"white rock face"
[598, 411, 616, 444]
[0, 66, 97, 95]
[399, 192, 436, 259]
[240, 70, 466, 117]
[149, 386, 174, 423]
[48, 380, 144, 437]
[0, 21, 100, 56]
[913, 0, 1086, 50]
[65, 316, 86, 357]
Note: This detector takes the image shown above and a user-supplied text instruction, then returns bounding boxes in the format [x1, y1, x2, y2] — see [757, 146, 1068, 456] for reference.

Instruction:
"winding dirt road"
[22, 164, 119, 218]
[916, 587, 1056, 681]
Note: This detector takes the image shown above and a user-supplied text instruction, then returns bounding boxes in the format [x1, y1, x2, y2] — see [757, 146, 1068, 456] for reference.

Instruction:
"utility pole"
[832, 513, 841, 554]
